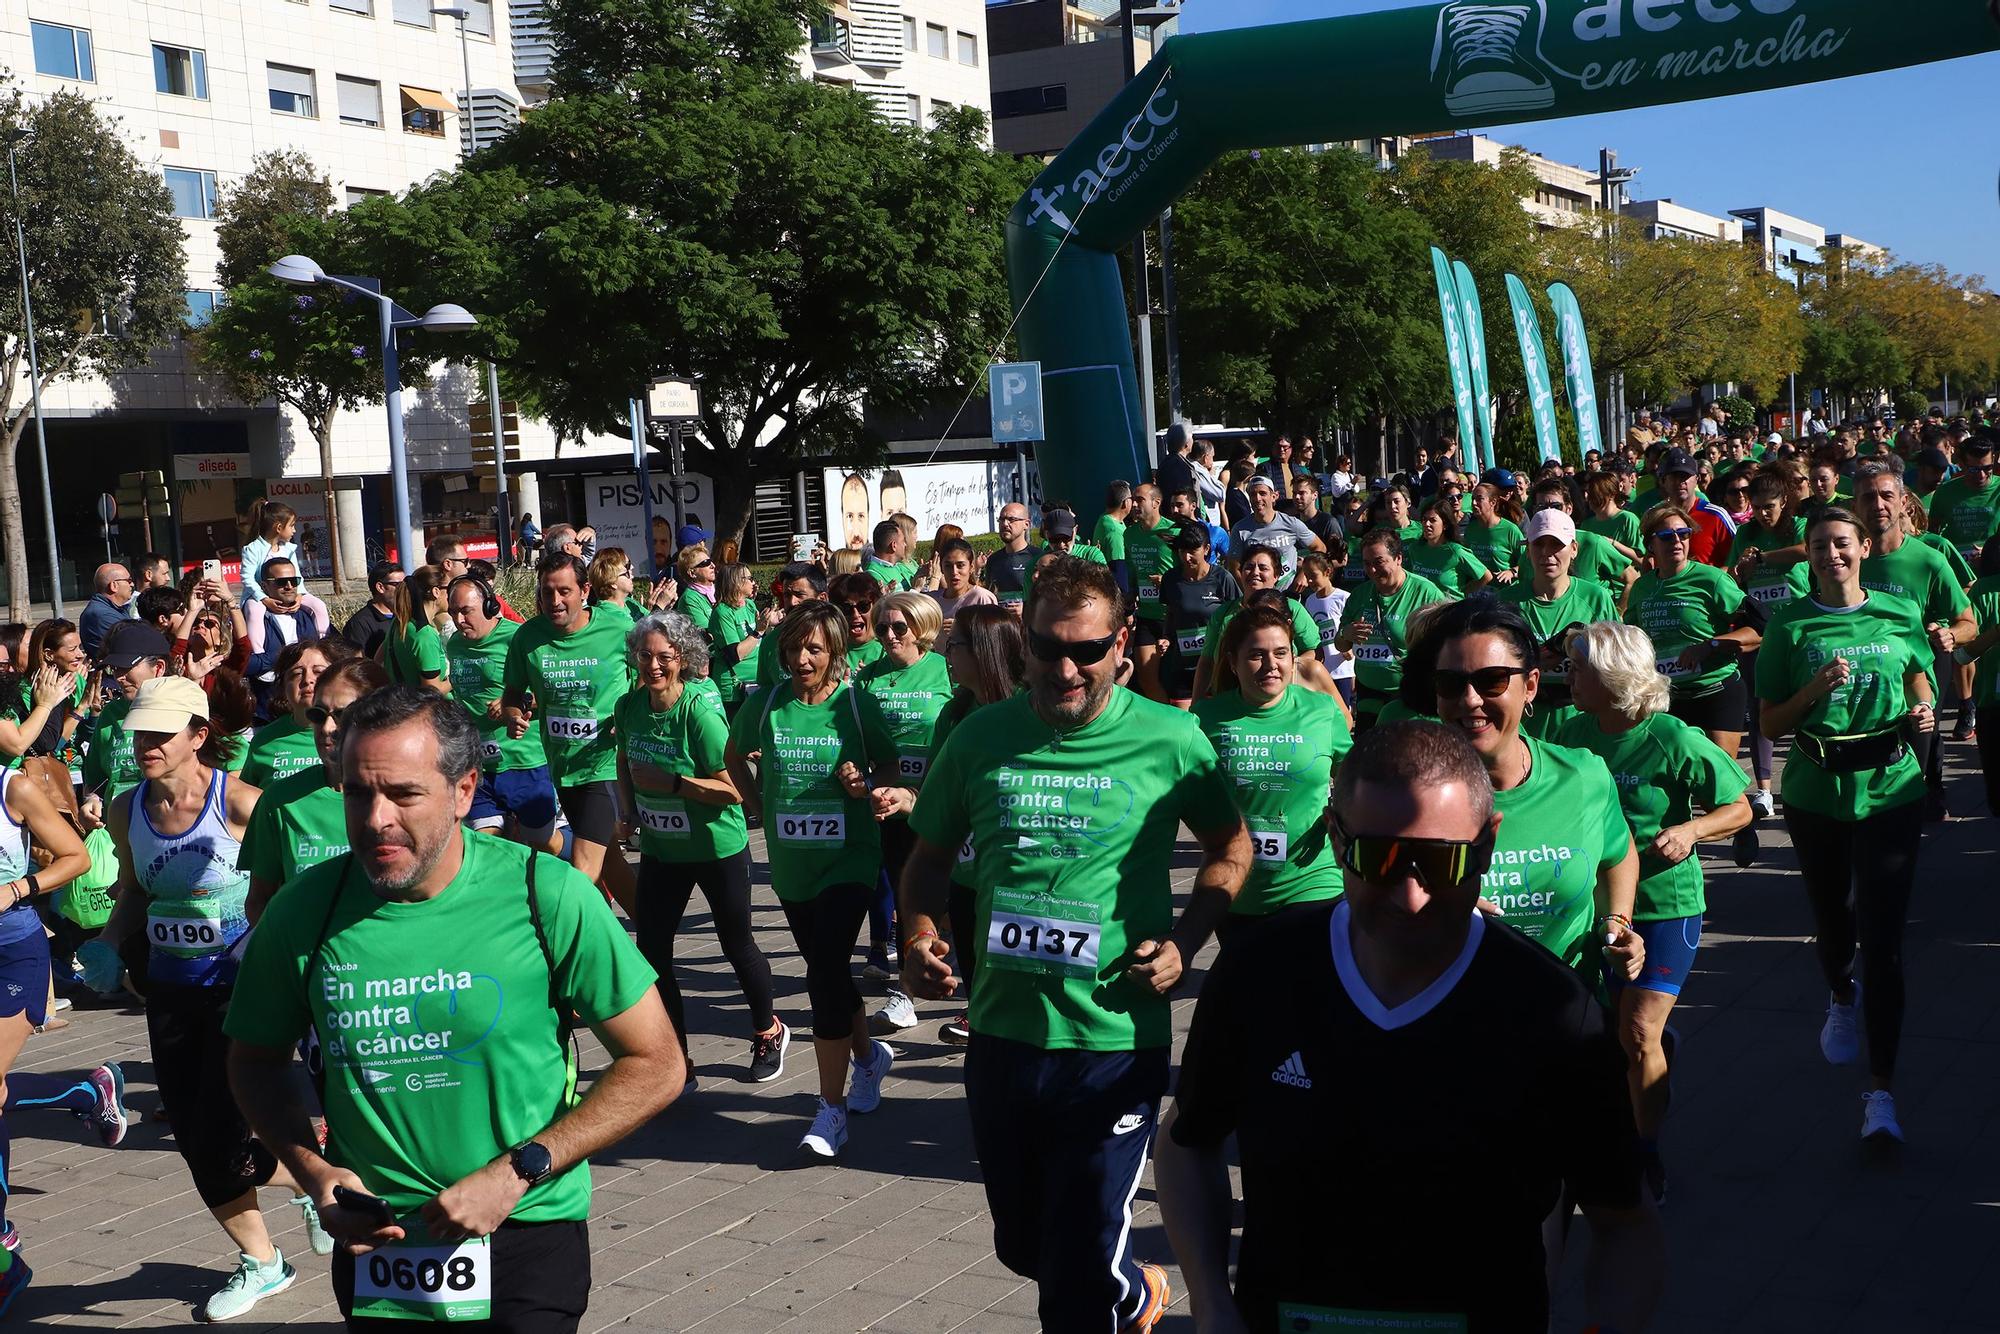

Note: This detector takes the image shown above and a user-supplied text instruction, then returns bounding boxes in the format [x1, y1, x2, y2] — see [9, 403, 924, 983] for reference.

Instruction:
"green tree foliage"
[1798, 313, 1906, 414]
[0, 85, 184, 617]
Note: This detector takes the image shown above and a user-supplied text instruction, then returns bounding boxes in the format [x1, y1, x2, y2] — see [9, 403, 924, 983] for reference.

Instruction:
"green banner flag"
[1505, 274, 1562, 464]
[1547, 282, 1603, 460]
[1453, 260, 1496, 473]
[1431, 247, 1479, 462]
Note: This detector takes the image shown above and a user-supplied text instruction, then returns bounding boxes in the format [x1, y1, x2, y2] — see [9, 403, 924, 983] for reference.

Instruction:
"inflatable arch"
[1003, 0, 2000, 516]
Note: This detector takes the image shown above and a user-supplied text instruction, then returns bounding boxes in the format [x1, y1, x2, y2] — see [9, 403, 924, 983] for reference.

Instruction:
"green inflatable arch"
[1005, 0, 2000, 513]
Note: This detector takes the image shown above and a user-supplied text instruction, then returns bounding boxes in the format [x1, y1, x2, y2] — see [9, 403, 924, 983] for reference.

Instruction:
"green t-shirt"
[447, 619, 549, 774]
[1915, 531, 1977, 591]
[1483, 737, 1630, 982]
[80, 696, 141, 799]
[1403, 541, 1489, 598]
[709, 601, 762, 702]
[1555, 712, 1747, 921]
[856, 651, 954, 786]
[1193, 685, 1351, 917]
[675, 585, 715, 631]
[224, 835, 658, 1222]
[1580, 508, 1643, 555]
[908, 688, 1234, 1051]
[1971, 574, 2000, 708]
[863, 556, 908, 592]
[1927, 474, 2000, 561]
[1462, 517, 1524, 575]
[1755, 595, 1930, 820]
[1861, 538, 1970, 635]
[726, 681, 898, 900]
[614, 686, 746, 862]
[502, 610, 633, 787]
[239, 765, 349, 886]
[385, 622, 447, 686]
[1623, 562, 1747, 695]
[1127, 519, 1177, 621]
[846, 639, 886, 674]
[1093, 513, 1128, 563]
[1499, 578, 1620, 695]
[1336, 573, 1449, 701]
[242, 715, 320, 790]
[1729, 520, 1811, 611]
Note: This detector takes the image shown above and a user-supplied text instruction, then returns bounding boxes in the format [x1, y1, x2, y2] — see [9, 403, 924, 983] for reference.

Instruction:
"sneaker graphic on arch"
[1432, 2, 1556, 118]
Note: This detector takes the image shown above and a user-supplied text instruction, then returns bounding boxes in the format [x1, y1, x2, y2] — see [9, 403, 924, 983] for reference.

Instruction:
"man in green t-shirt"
[448, 575, 561, 852]
[1125, 483, 1178, 700]
[225, 687, 677, 1330]
[898, 557, 1251, 1334]
[1094, 481, 1134, 595]
[503, 555, 637, 901]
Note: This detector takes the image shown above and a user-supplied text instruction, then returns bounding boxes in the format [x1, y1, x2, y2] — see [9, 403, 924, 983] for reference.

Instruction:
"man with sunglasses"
[244, 559, 326, 719]
[898, 557, 1251, 1334]
[1929, 436, 2000, 568]
[1155, 720, 1660, 1333]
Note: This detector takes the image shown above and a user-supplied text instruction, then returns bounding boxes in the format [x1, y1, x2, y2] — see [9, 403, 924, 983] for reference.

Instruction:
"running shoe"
[1748, 788, 1775, 820]
[1121, 1261, 1171, 1332]
[200, 1250, 296, 1322]
[748, 1022, 790, 1084]
[800, 1098, 848, 1159]
[861, 949, 899, 982]
[940, 1014, 972, 1046]
[1731, 821, 1758, 868]
[1820, 984, 1861, 1066]
[0, 1253, 30, 1319]
[1861, 1089, 1905, 1142]
[85, 1063, 130, 1149]
[1952, 716, 1976, 744]
[49, 996, 72, 1014]
[292, 1196, 335, 1257]
[0, 1223, 17, 1253]
[847, 1039, 893, 1114]
[868, 990, 917, 1035]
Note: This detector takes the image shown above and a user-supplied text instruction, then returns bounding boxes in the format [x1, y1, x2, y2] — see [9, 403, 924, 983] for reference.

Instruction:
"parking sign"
[988, 362, 1044, 444]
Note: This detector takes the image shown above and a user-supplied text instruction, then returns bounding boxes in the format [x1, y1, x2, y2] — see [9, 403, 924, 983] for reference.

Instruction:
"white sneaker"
[1430, 2, 1554, 118]
[847, 1038, 893, 1114]
[869, 990, 917, 1035]
[1861, 1089, 1904, 1142]
[1749, 788, 1776, 820]
[800, 1098, 848, 1158]
[1820, 984, 1862, 1066]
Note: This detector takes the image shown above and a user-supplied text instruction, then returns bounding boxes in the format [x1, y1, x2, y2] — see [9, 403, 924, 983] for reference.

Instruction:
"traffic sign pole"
[989, 362, 1045, 510]
[627, 397, 659, 582]
[486, 361, 511, 567]
[645, 376, 704, 579]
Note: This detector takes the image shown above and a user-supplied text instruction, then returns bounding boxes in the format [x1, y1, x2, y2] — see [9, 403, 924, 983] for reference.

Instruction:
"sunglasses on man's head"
[1434, 665, 1530, 699]
[1332, 813, 1496, 893]
[1027, 626, 1119, 666]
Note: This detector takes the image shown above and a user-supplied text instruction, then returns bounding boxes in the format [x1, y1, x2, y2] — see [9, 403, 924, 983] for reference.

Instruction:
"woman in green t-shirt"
[724, 602, 910, 1159]
[709, 563, 770, 712]
[1404, 496, 1492, 599]
[1754, 506, 1936, 1144]
[1464, 483, 1525, 585]
[1501, 509, 1620, 740]
[382, 565, 450, 694]
[1194, 602, 1352, 941]
[673, 544, 717, 630]
[1333, 531, 1448, 726]
[1563, 621, 1752, 1202]
[1580, 471, 1643, 562]
[617, 612, 783, 1084]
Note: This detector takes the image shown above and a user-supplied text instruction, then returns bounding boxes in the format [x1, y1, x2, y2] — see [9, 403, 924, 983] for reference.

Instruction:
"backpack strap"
[523, 852, 582, 1111]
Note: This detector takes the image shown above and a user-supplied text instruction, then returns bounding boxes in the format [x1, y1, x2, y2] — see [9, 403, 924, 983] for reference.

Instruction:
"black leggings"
[1978, 706, 2000, 818]
[1784, 799, 1925, 1082]
[781, 882, 874, 1040]
[947, 879, 979, 1006]
[147, 985, 279, 1208]
[635, 852, 776, 1049]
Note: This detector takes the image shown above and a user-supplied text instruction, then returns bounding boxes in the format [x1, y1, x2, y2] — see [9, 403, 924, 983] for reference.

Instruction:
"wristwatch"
[507, 1140, 554, 1188]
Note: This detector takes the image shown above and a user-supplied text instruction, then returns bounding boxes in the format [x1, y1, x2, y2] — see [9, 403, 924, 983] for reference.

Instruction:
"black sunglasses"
[1027, 626, 1119, 666]
[1434, 665, 1530, 699]
[305, 704, 348, 727]
[268, 577, 301, 588]
[1333, 813, 1496, 892]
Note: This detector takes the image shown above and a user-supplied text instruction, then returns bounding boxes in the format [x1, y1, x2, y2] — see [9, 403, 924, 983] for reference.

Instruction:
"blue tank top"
[130, 769, 250, 987]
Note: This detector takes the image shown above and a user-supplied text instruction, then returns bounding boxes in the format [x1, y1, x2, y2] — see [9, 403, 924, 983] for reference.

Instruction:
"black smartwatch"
[507, 1140, 554, 1188]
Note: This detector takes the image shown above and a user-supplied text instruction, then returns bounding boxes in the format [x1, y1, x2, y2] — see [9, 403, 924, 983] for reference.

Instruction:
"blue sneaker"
[86, 1063, 130, 1148]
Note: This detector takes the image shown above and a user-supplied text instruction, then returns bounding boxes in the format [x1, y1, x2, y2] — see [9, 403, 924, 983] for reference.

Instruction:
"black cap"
[102, 621, 172, 670]
[1659, 448, 1699, 477]
[1917, 447, 1951, 471]
[1044, 509, 1078, 539]
[1609, 457, 1636, 475]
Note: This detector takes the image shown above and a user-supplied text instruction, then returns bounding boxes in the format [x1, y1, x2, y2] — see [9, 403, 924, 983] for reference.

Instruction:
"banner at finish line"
[1548, 282, 1603, 461]
[1505, 274, 1563, 465]
[1453, 260, 1496, 474]
[1430, 248, 1478, 461]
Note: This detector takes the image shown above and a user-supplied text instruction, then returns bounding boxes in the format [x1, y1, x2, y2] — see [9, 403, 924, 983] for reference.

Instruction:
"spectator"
[341, 561, 404, 658]
[542, 523, 580, 557]
[243, 558, 324, 716]
[135, 552, 177, 591]
[517, 510, 542, 559]
[78, 563, 137, 658]
[136, 586, 186, 640]
[1157, 421, 1197, 499]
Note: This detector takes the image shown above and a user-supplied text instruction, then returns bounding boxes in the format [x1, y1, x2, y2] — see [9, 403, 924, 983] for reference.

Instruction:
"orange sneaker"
[1121, 1261, 1170, 1332]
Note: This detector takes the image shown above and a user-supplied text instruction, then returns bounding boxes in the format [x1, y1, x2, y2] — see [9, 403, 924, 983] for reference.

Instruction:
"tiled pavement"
[8, 740, 2000, 1331]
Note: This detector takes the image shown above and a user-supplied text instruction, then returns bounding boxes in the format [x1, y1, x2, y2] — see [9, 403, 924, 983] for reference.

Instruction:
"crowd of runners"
[0, 404, 1995, 1331]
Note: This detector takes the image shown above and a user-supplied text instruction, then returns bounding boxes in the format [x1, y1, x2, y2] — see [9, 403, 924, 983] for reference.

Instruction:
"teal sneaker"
[0, 1252, 31, 1318]
[292, 1195, 335, 1257]
[199, 1250, 295, 1322]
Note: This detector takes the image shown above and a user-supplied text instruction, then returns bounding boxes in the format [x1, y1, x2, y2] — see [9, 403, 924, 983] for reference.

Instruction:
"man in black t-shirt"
[981, 503, 1041, 614]
[1158, 525, 1239, 706]
[1154, 721, 1663, 1333]
[341, 561, 404, 658]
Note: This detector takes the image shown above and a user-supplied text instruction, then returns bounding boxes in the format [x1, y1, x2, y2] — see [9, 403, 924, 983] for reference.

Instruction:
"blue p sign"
[989, 361, 1045, 444]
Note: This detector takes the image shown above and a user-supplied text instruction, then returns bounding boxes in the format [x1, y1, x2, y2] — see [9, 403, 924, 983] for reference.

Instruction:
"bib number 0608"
[366, 1253, 480, 1297]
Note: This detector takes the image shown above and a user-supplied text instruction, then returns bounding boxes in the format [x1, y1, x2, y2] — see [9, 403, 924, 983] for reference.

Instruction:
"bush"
[1893, 389, 1931, 423]
[1713, 394, 1757, 430]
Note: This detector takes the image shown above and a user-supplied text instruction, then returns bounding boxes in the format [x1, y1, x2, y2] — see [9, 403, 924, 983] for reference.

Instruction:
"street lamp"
[431, 7, 477, 158]
[4, 126, 67, 617]
[268, 254, 478, 572]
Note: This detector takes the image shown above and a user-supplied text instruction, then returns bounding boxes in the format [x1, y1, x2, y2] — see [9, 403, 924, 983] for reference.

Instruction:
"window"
[393, 0, 433, 26]
[904, 94, 920, 124]
[183, 291, 222, 326]
[30, 21, 94, 81]
[926, 22, 947, 57]
[164, 168, 219, 219]
[337, 75, 382, 127]
[330, 0, 372, 14]
[153, 44, 209, 100]
[344, 186, 388, 207]
[992, 84, 1067, 119]
[810, 16, 852, 57]
[902, 15, 917, 50]
[465, 0, 493, 35]
[957, 31, 978, 65]
[400, 85, 452, 136]
[267, 64, 316, 118]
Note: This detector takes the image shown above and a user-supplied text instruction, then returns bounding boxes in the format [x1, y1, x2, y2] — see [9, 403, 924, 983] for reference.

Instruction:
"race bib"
[1176, 631, 1205, 657]
[985, 886, 1102, 978]
[544, 715, 597, 742]
[897, 755, 928, 781]
[478, 739, 502, 763]
[351, 1233, 492, 1323]
[775, 808, 845, 843]
[1277, 1303, 1466, 1333]
[638, 802, 692, 837]
[1137, 583, 1160, 603]
[1749, 582, 1792, 604]
[1354, 643, 1394, 664]
[147, 903, 228, 958]
[956, 834, 975, 866]
[1656, 657, 1694, 680]
[1249, 825, 1289, 863]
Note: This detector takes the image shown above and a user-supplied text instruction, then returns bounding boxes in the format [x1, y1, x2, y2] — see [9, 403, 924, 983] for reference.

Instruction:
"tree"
[193, 150, 396, 591]
[1172, 147, 1439, 441]
[387, 0, 1033, 541]
[1798, 313, 1906, 417]
[0, 85, 184, 618]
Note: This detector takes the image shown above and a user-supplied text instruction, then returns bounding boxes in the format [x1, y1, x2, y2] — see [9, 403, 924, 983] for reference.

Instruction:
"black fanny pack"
[1797, 728, 1908, 774]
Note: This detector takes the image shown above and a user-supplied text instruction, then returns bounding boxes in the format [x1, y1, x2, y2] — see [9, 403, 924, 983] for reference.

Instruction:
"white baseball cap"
[1523, 509, 1577, 547]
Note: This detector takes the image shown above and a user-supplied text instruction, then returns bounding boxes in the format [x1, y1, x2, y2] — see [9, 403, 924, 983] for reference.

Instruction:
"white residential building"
[1621, 198, 1744, 245]
[802, 0, 993, 133]
[1414, 132, 1600, 229]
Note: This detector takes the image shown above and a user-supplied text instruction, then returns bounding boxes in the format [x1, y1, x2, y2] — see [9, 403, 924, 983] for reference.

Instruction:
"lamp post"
[268, 254, 477, 573]
[644, 375, 702, 582]
[4, 127, 66, 617]
[431, 6, 478, 158]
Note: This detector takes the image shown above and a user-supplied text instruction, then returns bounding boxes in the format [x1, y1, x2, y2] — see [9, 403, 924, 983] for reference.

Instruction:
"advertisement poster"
[584, 471, 716, 567]
[822, 459, 1043, 550]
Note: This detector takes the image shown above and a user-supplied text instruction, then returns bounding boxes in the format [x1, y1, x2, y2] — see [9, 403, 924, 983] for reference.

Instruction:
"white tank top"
[130, 768, 250, 987]
[0, 772, 35, 946]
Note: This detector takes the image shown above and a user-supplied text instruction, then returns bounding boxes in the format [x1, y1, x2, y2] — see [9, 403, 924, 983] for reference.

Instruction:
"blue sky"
[1179, 1, 1999, 285]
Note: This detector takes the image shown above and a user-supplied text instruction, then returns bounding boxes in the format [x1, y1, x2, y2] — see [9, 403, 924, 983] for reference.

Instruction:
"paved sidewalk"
[7, 741, 1999, 1331]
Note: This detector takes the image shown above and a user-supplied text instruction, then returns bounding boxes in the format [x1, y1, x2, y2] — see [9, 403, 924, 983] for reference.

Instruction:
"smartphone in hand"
[332, 1184, 396, 1228]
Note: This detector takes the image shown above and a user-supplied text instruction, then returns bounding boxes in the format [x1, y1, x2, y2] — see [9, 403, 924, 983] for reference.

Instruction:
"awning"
[400, 85, 455, 115]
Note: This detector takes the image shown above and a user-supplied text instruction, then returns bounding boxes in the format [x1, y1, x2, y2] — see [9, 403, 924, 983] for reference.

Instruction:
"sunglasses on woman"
[1026, 626, 1119, 666]
[305, 704, 347, 727]
[1652, 528, 1695, 544]
[1433, 665, 1531, 699]
[1332, 813, 1496, 892]
[881, 619, 914, 638]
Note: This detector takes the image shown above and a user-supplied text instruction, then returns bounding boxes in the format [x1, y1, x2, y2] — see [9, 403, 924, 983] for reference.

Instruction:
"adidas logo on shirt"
[1271, 1051, 1313, 1089]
